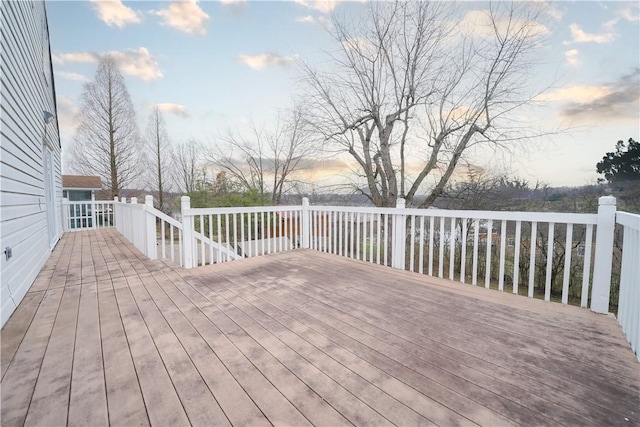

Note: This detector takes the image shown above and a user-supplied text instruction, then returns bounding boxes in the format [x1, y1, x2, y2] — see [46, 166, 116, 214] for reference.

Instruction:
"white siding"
[0, 1, 62, 327]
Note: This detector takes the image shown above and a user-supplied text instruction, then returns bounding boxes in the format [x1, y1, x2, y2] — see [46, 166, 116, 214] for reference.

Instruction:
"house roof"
[62, 175, 102, 190]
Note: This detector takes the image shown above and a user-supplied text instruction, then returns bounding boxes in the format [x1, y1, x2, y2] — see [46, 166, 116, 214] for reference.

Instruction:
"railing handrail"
[147, 205, 182, 229]
[308, 205, 599, 225]
[192, 230, 241, 261]
[186, 205, 303, 215]
[616, 211, 640, 229]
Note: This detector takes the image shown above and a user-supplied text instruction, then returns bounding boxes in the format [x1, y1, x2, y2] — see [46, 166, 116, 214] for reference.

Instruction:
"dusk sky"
[48, 1, 640, 189]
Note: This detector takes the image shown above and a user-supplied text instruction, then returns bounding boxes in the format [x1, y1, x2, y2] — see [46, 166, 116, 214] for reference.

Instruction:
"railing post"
[113, 196, 119, 230]
[145, 195, 157, 260]
[302, 197, 310, 249]
[392, 198, 406, 269]
[62, 197, 69, 232]
[591, 196, 617, 314]
[91, 192, 97, 230]
[181, 196, 194, 268]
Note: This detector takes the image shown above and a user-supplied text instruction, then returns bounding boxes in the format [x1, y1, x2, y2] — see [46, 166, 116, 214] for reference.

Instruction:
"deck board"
[1, 229, 638, 427]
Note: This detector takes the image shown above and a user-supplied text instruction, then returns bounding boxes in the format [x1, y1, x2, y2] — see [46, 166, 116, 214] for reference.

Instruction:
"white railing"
[114, 196, 183, 266]
[106, 193, 638, 359]
[308, 203, 603, 308]
[180, 196, 303, 268]
[616, 211, 640, 359]
[62, 199, 114, 231]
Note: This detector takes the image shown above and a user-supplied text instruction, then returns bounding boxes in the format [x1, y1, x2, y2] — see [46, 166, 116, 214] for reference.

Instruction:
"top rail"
[309, 205, 599, 225]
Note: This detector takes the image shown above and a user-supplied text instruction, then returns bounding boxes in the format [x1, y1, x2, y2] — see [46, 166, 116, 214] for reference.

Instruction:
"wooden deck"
[1, 230, 638, 427]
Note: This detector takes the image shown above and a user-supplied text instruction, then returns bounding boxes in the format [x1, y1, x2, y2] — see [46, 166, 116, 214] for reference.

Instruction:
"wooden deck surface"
[1, 229, 638, 426]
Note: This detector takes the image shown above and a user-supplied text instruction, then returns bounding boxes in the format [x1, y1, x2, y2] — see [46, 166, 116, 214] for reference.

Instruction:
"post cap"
[113, 196, 118, 202]
[145, 195, 153, 205]
[130, 197, 137, 204]
[395, 198, 406, 208]
[598, 196, 616, 206]
[302, 197, 309, 206]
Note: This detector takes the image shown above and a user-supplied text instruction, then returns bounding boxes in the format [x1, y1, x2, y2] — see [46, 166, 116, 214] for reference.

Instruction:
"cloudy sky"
[48, 0, 639, 188]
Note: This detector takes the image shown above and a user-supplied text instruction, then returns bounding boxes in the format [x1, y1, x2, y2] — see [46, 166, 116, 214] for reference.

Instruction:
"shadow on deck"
[1, 229, 638, 426]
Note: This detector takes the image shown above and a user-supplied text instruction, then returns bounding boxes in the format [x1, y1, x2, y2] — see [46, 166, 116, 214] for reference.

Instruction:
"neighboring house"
[0, 2, 62, 327]
[62, 175, 102, 201]
[63, 175, 102, 229]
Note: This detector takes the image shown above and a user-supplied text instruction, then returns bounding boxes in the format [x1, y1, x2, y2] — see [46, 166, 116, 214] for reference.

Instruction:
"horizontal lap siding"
[1, 1, 61, 327]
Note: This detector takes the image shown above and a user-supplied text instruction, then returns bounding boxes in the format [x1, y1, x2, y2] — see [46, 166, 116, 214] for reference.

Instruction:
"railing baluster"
[498, 219, 507, 292]
[161, 219, 166, 259]
[438, 217, 445, 278]
[208, 214, 214, 264]
[177, 228, 182, 266]
[356, 212, 361, 260]
[581, 224, 593, 307]
[485, 219, 493, 289]
[429, 216, 435, 276]
[233, 213, 238, 259]
[449, 217, 455, 280]
[460, 219, 467, 283]
[261, 212, 265, 255]
[350, 212, 355, 259]
[217, 214, 223, 264]
[419, 216, 425, 275]
[200, 215, 205, 266]
[337, 211, 342, 256]
[562, 223, 573, 304]
[246, 213, 251, 258]
[369, 213, 374, 262]
[240, 213, 245, 256]
[545, 222, 555, 301]
[513, 221, 522, 295]
[383, 213, 388, 266]
[376, 213, 381, 264]
[170, 226, 174, 263]
[225, 213, 231, 261]
[472, 219, 479, 286]
[529, 222, 537, 298]
[409, 215, 415, 272]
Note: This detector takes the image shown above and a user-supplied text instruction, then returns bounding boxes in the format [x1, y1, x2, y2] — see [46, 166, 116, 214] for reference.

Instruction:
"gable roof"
[62, 175, 102, 190]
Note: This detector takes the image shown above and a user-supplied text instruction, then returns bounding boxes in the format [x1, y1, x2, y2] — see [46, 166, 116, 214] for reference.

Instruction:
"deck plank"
[112, 279, 191, 426]
[23, 285, 80, 426]
[2, 230, 639, 427]
[68, 282, 109, 426]
[0, 291, 44, 380]
[97, 279, 149, 426]
[1, 288, 64, 426]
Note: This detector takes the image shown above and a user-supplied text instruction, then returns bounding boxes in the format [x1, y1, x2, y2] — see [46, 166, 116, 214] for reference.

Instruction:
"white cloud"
[564, 49, 580, 67]
[56, 96, 80, 133]
[538, 1, 563, 22]
[152, 1, 209, 36]
[53, 52, 97, 66]
[294, 0, 336, 14]
[295, 15, 315, 24]
[56, 71, 87, 81]
[459, 10, 549, 39]
[238, 53, 300, 71]
[152, 103, 189, 118]
[563, 23, 614, 45]
[605, 4, 640, 30]
[52, 48, 162, 81]
[536, 85, 611, 104]
[219, 0, 246, 4]
[90, 0, 140, 28]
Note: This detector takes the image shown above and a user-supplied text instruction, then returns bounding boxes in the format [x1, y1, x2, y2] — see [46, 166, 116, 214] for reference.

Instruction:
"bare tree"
[145, 106, 172, 210]
[302, 1, 550, 207]
[208, 108, 315, 204]
[173, 139, 202, 193]
[70, 55, 140, 198]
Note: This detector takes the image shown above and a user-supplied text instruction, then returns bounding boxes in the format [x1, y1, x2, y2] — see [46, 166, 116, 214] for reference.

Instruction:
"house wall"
[0, 1, 62, 327]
